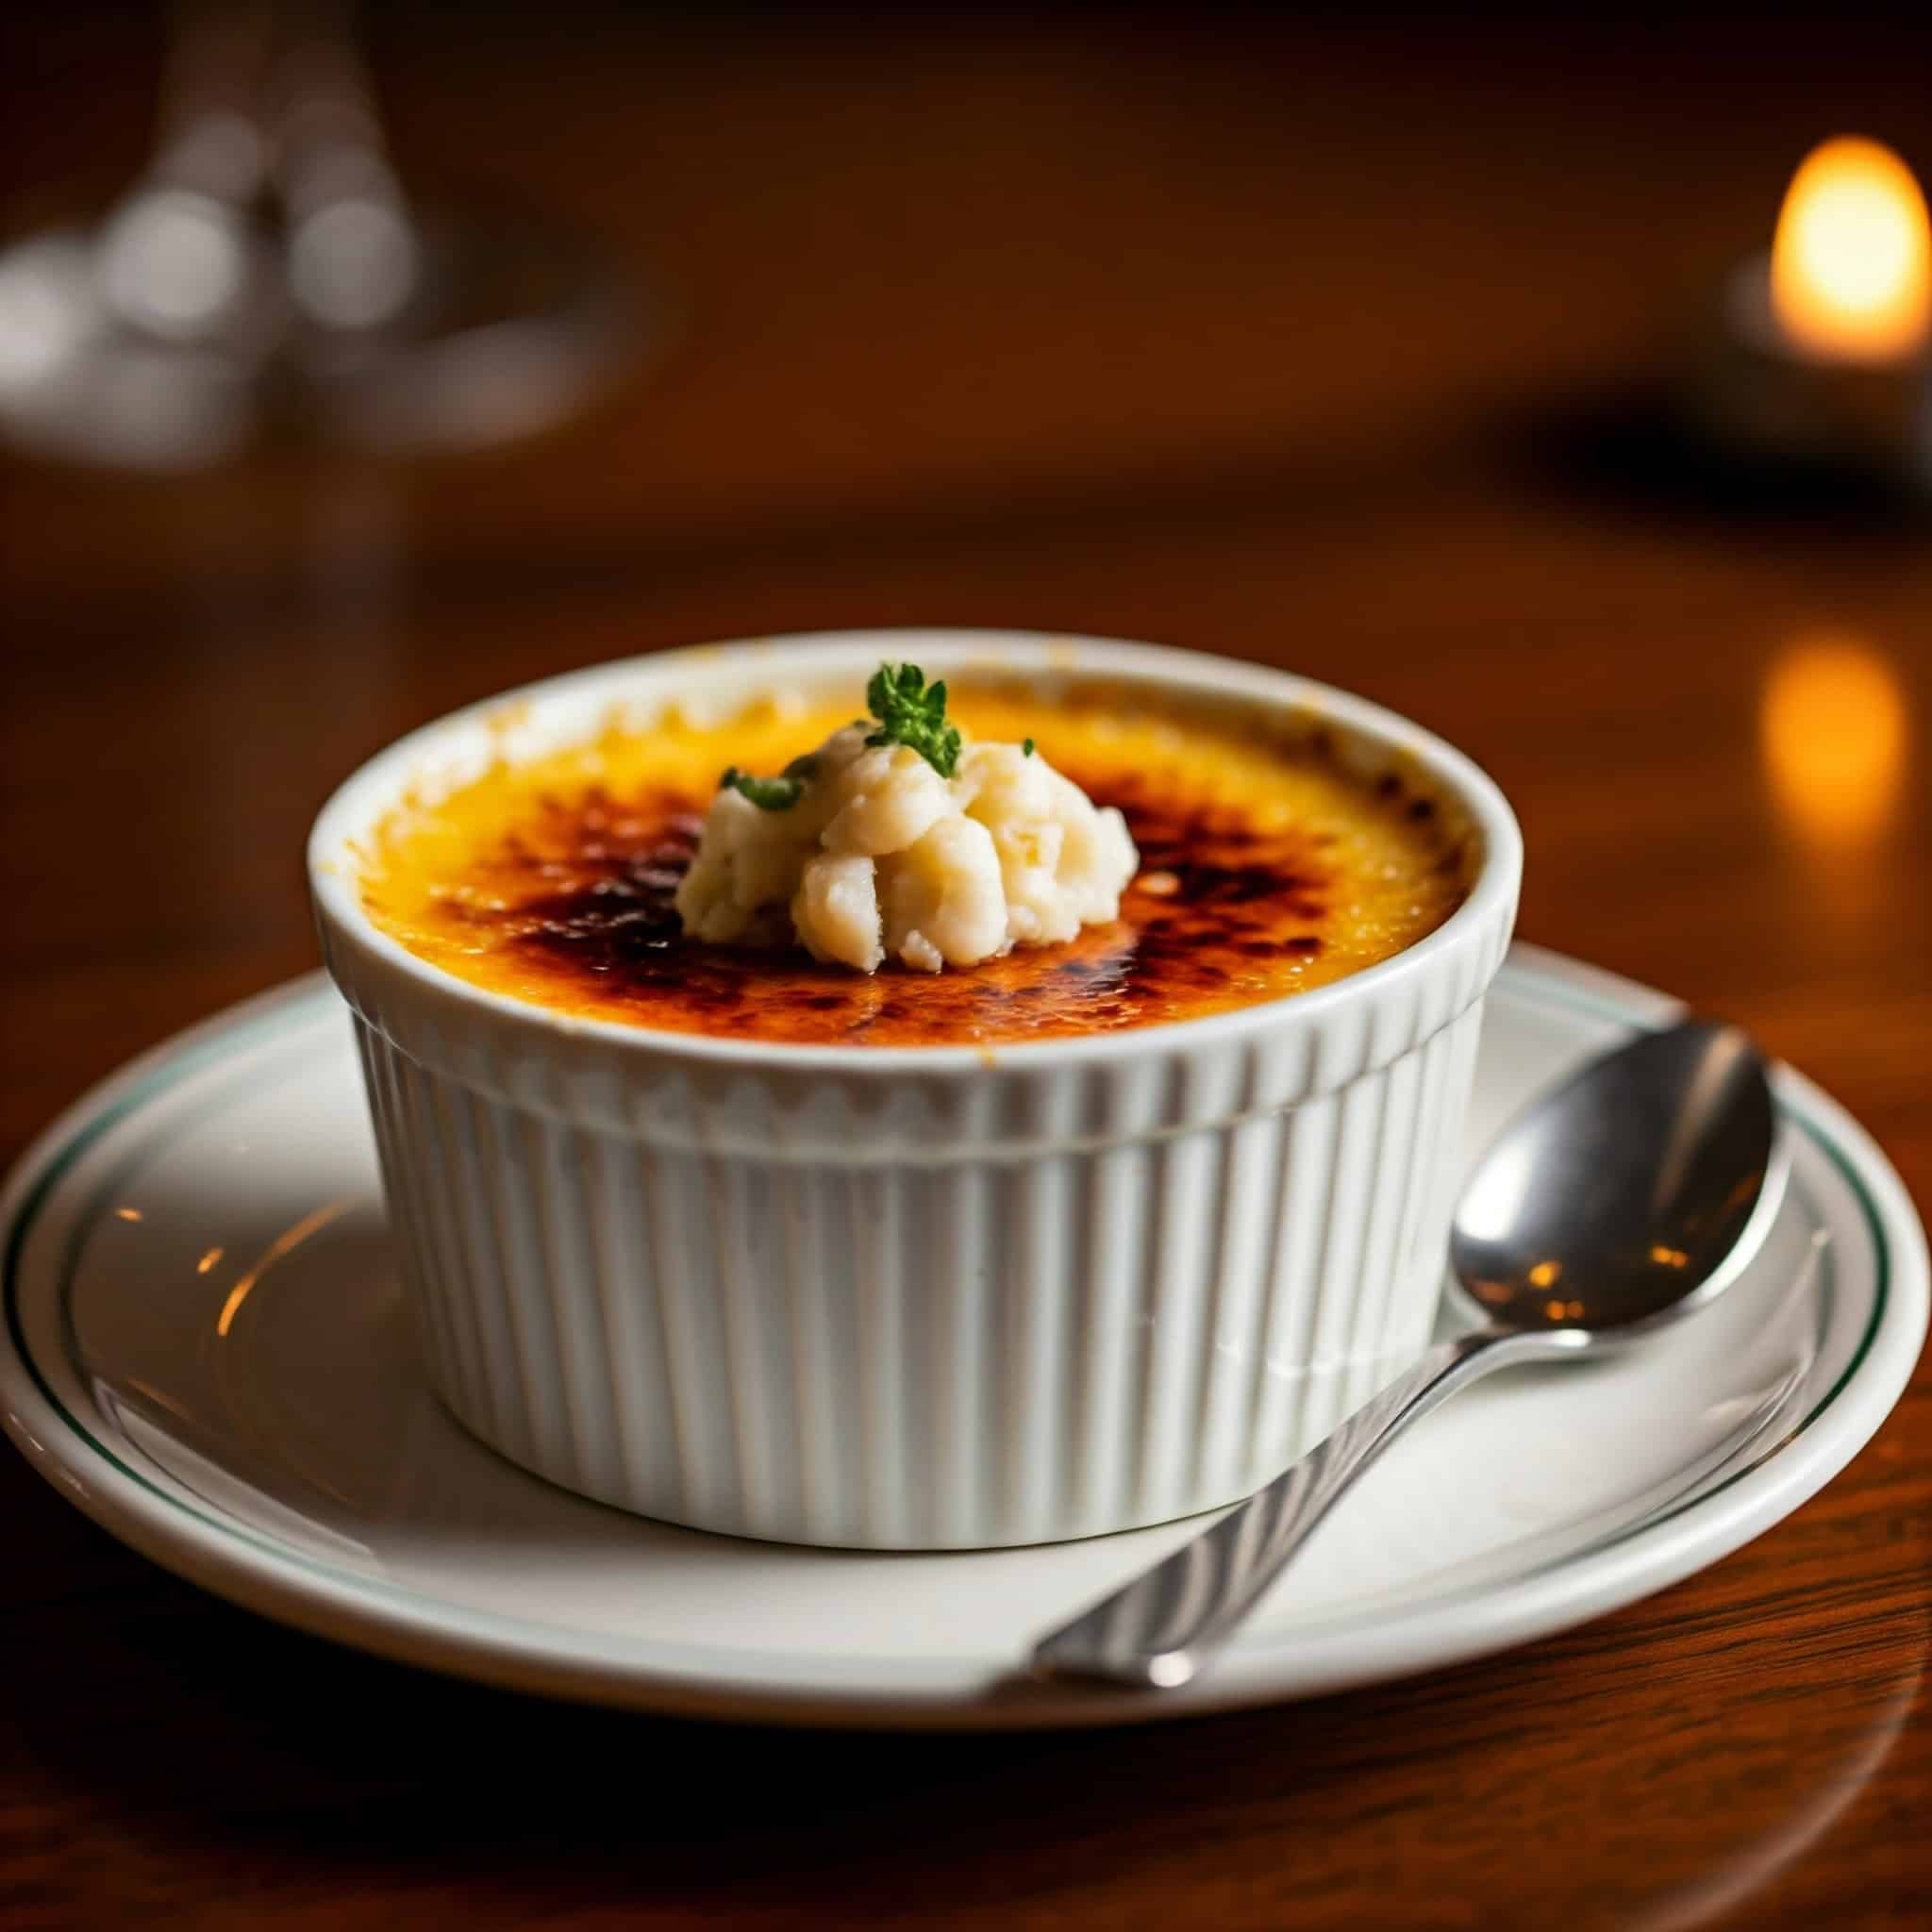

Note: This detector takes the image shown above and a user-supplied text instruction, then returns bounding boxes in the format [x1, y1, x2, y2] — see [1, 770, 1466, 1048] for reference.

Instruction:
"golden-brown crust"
[359, 690, 1468, 1047]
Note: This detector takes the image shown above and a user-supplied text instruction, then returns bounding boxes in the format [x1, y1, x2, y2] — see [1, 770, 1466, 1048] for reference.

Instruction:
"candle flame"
[1771, 137, 1931, 363]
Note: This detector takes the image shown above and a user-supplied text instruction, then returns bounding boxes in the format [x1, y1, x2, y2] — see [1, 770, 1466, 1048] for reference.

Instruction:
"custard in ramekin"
[309, 631, 1521, 1548]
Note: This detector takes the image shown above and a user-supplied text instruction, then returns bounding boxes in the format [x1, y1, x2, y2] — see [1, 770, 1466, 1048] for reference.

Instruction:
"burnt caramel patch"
[405, 757, 1432, 1047]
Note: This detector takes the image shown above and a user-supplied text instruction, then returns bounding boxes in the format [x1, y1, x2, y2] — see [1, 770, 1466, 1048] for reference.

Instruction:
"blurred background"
[3, 1, 1929, 1166]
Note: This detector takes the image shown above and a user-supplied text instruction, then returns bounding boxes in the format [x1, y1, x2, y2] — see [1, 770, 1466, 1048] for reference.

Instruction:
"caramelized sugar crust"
[358, 685, 1472, 1047]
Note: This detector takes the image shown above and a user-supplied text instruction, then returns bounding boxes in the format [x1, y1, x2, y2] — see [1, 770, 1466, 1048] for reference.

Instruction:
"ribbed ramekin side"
[344, 1014, 1494, 1547]
[944, 988, 1497, 1545]
[338, 906, 1507, 1547]
[349, 1017, 883, 1542]
[355, 1022, 503, 1457]
[352, 1022, 457, 1407]
[1093, 1016, 1480, 1535]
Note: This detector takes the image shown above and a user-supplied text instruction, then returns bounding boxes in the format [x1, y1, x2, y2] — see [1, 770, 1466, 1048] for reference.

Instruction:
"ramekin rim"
[308, 627, 1523, 1074]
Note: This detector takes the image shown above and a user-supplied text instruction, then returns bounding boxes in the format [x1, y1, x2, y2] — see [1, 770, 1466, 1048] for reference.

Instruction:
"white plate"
[2, 944, 1924, 1728]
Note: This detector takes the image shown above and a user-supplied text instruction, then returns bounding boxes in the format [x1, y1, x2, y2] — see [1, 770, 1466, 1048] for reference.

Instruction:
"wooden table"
[4, 9, 1928, 1926]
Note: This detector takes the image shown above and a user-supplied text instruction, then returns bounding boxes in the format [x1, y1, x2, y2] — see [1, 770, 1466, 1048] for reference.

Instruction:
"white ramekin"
[309, 630, 1521, 1549]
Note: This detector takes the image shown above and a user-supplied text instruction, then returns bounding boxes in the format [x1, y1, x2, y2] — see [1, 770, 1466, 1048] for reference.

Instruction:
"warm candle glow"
[1771, 137, 1932, 364]
[1761, 633, 1908, 844]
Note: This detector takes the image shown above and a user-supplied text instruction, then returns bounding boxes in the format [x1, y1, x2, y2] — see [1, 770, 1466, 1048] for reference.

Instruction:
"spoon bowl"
[1451, 1020, 1784, 1341]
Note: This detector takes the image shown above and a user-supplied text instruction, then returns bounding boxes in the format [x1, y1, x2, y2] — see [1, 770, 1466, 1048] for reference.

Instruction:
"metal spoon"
[1032, 1017, 1787, 1690]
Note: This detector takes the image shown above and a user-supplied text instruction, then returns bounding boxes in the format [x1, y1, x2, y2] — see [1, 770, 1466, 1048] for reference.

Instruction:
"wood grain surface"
[3, 8, 1928, 1927]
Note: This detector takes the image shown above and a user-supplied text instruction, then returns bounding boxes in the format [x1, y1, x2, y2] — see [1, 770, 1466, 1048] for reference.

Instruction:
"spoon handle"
[1032, 1326, 1527, 1689]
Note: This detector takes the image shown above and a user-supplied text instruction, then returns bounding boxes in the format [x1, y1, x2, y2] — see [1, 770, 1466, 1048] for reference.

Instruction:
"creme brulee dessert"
[358, 665, 1472, 1048]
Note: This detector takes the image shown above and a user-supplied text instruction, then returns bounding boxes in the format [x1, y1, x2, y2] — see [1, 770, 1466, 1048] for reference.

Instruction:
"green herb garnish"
[1022, 738, 1035, 758]
[721, 765, 806, 811]
[865, 661, 962, 778]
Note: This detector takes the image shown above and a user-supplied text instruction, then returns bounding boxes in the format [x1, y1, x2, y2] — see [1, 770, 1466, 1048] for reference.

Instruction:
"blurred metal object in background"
[0, 0, 641, 469]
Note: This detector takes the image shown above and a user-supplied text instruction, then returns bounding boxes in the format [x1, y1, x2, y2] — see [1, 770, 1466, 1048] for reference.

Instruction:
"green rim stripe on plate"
[0, 966, 1894, 1645]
